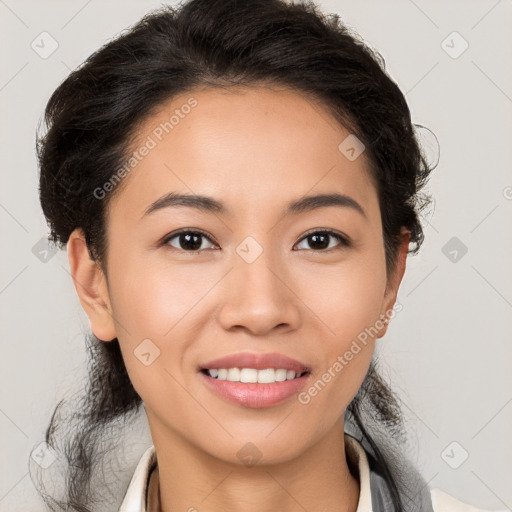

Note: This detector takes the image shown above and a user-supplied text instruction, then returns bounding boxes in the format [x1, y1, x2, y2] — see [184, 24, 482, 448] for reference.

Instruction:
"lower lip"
[199, 371, 310, 408]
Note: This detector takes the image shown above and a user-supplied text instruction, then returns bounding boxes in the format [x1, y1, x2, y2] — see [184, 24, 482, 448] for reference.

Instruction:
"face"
[70, 85, 407, 466]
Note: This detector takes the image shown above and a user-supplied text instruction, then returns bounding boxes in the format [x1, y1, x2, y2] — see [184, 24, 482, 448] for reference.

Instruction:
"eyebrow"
[141, 191, 367, 220]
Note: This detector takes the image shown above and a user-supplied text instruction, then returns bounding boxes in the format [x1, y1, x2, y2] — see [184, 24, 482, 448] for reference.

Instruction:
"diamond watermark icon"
[441, 441, 469, 469]
[31, 31, 59, 59]
[134, 338, 161, 366]
[236, 236, 263, 264]
[442, 236, 468, 263]
[441, 31, 469, 59]
[31, 441, 58, 469]
[338, 134, 365, 161]
[32, 236, 58, 263]
[236, 442, 263, 467]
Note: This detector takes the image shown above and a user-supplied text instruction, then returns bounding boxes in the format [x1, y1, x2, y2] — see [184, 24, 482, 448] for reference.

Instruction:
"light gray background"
[1, 0, 511, 510]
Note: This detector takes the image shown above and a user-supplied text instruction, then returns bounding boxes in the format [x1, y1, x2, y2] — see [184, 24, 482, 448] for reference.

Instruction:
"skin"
[67, 85, 409, 512]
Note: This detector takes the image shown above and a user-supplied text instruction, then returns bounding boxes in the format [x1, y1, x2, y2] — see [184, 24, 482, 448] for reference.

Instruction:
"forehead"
[107, 85, 379, 223]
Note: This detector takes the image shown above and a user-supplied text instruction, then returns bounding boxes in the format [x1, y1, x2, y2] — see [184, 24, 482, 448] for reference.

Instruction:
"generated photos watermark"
[93, 97, 198, 200]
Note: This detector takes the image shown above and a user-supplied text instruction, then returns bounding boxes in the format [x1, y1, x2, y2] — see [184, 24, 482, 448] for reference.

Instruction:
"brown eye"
[163, 230, 216, 252]
[295, 230, 350, 252]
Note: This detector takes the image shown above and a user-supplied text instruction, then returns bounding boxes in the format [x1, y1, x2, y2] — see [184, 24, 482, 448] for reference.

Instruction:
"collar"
[118, 433, 374, 512]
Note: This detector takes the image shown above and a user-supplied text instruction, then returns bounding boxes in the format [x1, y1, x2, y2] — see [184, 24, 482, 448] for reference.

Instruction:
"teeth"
[206, 368, 304, 383]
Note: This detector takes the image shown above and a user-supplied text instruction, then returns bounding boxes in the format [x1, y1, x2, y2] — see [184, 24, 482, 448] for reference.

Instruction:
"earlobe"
[67, 228, 117, 342]
[377, 228, 411, 339]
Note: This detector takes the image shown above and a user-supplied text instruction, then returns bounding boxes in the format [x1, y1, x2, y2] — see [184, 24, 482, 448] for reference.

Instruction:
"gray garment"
[345, 432, 435, 512]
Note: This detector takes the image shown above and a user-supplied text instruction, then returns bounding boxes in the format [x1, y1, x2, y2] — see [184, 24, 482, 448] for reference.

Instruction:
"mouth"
[198, 366, 311, 409]
[200, 367, 310, 383]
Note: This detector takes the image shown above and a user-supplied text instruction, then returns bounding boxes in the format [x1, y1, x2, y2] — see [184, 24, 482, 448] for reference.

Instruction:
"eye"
[161, 228, 350, 253]
[294, 229, 350, 252]
[162, 229, 217, 252]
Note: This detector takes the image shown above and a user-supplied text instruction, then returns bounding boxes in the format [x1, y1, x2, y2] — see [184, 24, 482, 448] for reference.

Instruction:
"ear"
[377, 228, 410, 339]
[67, 228, 117, 342]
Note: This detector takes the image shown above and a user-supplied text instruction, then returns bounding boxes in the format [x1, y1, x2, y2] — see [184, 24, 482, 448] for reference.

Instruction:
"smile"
[202, 367, 308, 383]
[199, 368, 311, 408]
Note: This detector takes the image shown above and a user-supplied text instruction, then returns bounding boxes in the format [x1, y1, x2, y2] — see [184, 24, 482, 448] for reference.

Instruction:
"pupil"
[310, 233, 329, 250]
[181, 233, 202, 250]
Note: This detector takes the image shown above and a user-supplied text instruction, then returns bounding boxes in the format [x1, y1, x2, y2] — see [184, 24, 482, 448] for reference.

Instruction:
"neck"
[147, 418, 360, 512]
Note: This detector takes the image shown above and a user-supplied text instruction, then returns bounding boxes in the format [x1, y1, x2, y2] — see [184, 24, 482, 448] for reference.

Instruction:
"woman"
[32, 0, 506, 511]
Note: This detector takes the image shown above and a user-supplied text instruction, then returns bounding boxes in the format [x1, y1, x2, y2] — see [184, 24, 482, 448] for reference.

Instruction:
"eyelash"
[160, 228, 351, 253]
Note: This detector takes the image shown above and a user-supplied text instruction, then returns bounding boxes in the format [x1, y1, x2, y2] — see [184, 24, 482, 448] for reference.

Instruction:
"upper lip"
[200, 352, 310, 374]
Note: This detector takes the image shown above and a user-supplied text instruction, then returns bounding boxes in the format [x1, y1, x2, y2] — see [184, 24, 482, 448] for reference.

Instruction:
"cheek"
[293, 250, 386, 405]
[105, 252, 219, 386]
[296, 252, 387, 339]
[296, 269, 380, 424]
[108, 253, 201, 334]
[298, 347, 372, 440]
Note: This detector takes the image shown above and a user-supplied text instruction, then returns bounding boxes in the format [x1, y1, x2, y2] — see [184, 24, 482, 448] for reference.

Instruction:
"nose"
[216, 248, 302, 336]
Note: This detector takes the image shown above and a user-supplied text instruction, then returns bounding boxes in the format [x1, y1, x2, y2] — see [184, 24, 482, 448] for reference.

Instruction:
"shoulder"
[430, 487, 511, 512]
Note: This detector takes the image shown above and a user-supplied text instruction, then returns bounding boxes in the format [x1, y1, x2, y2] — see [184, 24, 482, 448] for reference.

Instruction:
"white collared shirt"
[118, 434, 508, 512]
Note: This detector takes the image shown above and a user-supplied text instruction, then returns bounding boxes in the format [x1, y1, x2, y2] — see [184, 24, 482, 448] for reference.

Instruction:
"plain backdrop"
[1, 0, 511, 510]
